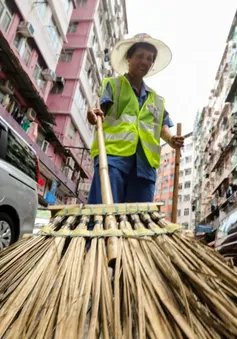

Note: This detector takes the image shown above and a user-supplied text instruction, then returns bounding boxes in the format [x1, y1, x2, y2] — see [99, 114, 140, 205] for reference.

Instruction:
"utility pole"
[171, 123, 182, 223]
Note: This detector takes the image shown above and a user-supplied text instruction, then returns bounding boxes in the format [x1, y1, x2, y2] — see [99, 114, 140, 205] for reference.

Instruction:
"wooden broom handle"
[96, 115, 114, 204]
[96, 104, 117, 266]
[171, 123, 182, 223]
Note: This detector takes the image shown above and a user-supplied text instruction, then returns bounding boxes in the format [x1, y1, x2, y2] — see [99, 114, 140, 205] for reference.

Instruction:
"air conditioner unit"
[64, 167, 73, 180]
[64, 197, 77, 205]
[74, 171, 80, 180]
[0, 80, 14, 95]
[26, 108, 36, 121]
[18, 21, 34, 37]
[56, 77, 65, 86]
[66, 157, 75, 169]
[41, 140, 49, 154]
[42, 69, 56, 82]
[96, 51, 103, 58]
[229, 72, 236, 79]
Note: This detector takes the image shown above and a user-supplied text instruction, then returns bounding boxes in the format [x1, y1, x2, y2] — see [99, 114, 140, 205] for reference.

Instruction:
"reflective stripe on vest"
[104, 131, 136, 142]
[91, 76, 165, 168]
[105, 114, 137, 126]
[143, 141, 161, 154]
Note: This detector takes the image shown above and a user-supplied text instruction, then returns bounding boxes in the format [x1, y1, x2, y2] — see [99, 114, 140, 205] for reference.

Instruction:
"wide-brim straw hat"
[110, 33, 172, 78]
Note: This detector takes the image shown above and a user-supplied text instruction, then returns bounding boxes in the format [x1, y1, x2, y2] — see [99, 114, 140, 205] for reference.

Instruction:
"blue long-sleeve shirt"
[94, 78, 174, 183]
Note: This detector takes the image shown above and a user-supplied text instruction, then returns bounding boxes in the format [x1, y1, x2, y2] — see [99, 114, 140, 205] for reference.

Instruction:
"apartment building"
[155, 133, 194, 229]
[47, 0, 128, 202]
[0, 0, 128, 206]
[192, 10, 237, 227]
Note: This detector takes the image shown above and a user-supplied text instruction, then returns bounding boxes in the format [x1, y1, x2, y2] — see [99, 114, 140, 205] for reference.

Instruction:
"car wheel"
[0, 212, 16, 250]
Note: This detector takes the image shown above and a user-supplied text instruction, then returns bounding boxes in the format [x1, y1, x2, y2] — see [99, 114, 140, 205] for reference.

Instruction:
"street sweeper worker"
[87, 33, 184, 204]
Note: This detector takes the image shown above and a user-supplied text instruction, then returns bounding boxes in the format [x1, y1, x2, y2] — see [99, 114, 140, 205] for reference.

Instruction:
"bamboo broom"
[1, 103, 237, 338]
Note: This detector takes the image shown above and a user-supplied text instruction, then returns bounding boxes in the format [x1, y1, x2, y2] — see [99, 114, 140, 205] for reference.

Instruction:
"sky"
[125, 0, 237, 135]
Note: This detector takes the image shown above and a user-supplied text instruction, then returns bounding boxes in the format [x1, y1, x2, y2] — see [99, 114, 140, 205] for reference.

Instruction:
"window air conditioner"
[41, 140, 49, 154]
[42, 69, 57, 82]
[0, 80, 14, 95]
[27, 108, 36, 121]
[18, 21, 34, 37]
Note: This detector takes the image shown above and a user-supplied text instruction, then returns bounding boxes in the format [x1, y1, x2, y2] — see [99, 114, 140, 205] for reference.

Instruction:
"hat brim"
[110, 37, 172, 78]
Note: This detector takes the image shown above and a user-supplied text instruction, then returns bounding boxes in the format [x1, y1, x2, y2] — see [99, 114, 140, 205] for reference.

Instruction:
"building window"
[0, 0, 13, 32]
[67, 22, 78, 33]
[185, 156, 192, 164]
[164, 175, 168, 182]
[74, 86, 87, 121]
[35, 2, 47, 19]
[59, 50, 73, 62]
[178, 209, 181, 217]
[169, 186, 173, 192]
[162, 187, 168, 193]
[167, 211, 172, 218]
[186, 143, 193, 151]
[33, 62, 45, 91]
[178, 183, 182, 190]
[184, 181, 191, 189]
[182, 222, 189, 229]
[185, 168, 192, 176]
[170, 173, 174, 180]
[179, 171, 183, 177]
[47, 16, 61, 51]
[168, 198, 173, 205]
[184, 208, 189, 216]
[77, 0, 87, 6]
[178, 195, 182, 202]
[184, 194, 190, 202]
[68, 121, 77, 141]
[14, 35, 32, 66]
[62, 0, 70, 12]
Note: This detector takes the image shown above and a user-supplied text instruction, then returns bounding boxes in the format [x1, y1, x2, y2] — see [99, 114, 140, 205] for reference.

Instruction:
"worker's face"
[127, 47, 155, 78]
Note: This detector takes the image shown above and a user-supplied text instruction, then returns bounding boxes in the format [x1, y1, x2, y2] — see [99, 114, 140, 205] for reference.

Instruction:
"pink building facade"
[0, 0, 128, 206]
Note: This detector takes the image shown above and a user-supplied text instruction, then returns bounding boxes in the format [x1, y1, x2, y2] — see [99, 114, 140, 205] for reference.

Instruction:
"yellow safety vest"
[91, 75, 165, 168]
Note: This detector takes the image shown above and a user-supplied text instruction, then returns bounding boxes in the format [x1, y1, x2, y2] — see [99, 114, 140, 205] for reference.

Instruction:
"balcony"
[212, 166, 232, 195]
[211, 133, 235, 172]
[0, 105, 78, 197]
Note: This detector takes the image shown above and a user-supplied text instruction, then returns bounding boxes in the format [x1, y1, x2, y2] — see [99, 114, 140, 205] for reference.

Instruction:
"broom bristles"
[0, 206, 237, 338]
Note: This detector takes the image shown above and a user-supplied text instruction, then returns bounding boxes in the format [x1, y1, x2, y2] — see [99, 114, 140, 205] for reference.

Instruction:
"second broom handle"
[97, 115, 114, 205]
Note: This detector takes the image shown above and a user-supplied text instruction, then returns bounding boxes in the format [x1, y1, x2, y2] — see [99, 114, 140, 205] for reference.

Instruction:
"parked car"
[215, 208, 237, 265]
[0, 117, 39, 250]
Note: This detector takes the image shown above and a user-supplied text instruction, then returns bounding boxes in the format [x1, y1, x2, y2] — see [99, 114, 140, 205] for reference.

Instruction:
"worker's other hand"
[169, 135, 185, 149]
[87, 108, 104, 125]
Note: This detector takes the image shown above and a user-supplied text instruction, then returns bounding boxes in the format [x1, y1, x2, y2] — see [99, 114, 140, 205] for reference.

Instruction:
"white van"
[0, 117, 38, 250]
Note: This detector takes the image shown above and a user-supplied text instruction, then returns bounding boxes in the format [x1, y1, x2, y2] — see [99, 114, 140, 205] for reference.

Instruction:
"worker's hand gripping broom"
[96, 103, 117, 266]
